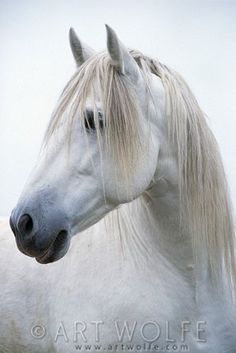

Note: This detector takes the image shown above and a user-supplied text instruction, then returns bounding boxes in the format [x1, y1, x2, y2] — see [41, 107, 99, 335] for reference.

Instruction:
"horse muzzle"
[9, 193, 71, 264]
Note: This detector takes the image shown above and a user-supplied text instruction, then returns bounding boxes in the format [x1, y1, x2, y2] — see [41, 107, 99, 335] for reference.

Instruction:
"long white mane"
[44, 49, 236, 294]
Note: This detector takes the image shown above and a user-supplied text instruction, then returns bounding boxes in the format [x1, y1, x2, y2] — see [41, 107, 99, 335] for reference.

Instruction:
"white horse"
[1, 25, 236, 353]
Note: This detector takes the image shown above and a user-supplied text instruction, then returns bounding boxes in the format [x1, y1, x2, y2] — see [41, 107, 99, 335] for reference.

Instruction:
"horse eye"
[84, 110, 104, 131]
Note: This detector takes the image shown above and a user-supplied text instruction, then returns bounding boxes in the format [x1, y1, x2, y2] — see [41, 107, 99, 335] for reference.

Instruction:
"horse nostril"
[9, 215, 17, 236]
[18, 214, 34, 236]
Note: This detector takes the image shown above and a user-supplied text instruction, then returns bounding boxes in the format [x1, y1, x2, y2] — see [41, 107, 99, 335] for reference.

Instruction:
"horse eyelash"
[84, 110, 104, 131]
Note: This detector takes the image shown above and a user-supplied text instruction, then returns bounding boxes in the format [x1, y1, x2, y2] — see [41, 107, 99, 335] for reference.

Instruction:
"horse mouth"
[36, 230, 69, 264]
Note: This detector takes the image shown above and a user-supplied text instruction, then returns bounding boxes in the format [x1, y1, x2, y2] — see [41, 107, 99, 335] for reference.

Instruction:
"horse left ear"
[69, 28, 95, 67]
[105, 25, 140, 83]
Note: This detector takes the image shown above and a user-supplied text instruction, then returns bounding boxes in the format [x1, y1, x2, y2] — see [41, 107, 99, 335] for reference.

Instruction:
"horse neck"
[115, 154, 195, 288]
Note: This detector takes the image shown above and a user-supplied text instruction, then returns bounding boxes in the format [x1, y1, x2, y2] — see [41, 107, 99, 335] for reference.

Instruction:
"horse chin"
[35, 230, 70, 264]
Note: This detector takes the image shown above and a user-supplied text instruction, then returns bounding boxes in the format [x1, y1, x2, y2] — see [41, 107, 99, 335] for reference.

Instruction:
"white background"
[1, 0, 236, 216]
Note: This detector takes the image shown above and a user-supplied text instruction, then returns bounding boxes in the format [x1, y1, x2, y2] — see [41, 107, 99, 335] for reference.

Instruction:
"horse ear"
[105, 25, 140, 83]
[69, 28, 95, 67]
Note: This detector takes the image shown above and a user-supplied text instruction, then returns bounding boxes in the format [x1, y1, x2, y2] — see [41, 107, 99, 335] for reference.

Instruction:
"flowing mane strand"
[133, 51, 236, 293]
[44, 49, 236, 293]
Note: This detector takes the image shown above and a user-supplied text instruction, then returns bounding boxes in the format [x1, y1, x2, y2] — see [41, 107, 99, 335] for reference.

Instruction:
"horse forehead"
[84, 98, 103, 110]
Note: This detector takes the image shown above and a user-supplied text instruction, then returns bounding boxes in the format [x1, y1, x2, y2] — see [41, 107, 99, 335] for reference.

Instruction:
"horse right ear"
[105, 24, 140, 84]
[69, 28, 95, 67]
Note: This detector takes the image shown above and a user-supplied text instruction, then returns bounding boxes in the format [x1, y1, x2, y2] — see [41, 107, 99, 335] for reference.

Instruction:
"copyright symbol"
[31, 324, 46, 339]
